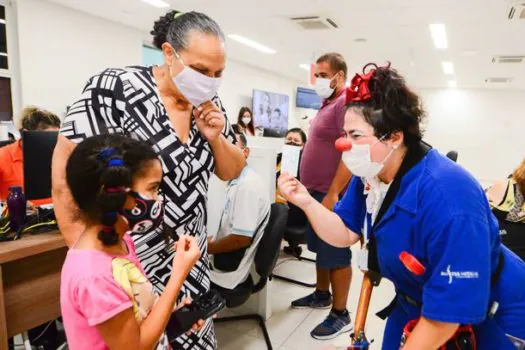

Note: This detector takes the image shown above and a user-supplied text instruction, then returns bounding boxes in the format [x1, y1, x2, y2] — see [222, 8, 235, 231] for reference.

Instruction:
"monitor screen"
[296, 87, 322, 110]
[22, 131, 58, 200]
[252, 89, 289, 138]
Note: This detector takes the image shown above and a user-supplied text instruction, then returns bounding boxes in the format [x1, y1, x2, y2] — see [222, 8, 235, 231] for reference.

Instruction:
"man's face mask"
[171, 48, 222, 107]
[121, 191, 164, 234]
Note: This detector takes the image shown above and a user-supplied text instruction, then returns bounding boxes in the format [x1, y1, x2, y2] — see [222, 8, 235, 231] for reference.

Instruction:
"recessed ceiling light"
[448, 80, 457, 88]
[299, 64, 310, 71]
[442, 61, 455, 75]
[228, 34, 276, 54]
[429, 23, 448, 49]
[142, 0, 170, 8]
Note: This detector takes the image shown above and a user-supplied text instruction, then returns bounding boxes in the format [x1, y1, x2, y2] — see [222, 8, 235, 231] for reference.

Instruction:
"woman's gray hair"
[151, 10, 225, 51]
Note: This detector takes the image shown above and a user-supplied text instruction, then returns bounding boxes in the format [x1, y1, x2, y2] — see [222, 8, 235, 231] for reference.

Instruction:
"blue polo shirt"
[334, 149, 525, 349]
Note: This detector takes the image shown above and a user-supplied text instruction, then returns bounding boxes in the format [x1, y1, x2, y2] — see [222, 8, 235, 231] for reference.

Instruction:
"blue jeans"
[306, 190, 352, 269]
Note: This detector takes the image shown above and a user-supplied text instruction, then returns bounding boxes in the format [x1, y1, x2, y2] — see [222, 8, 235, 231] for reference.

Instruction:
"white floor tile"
[281, 308, 353, 350]
[247, 279, 313, 347]
[218, 331, 276, 350]
[272, 258, 317, 287]
[214, 244, 395, 349]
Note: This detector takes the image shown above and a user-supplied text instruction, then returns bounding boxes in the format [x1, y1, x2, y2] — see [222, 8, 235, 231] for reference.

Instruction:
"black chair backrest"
[22, 131, 58, 200]
[0, 140, 14, 148]
[287, 202, 307, 227]
[254, 203, 288, 282]
[446, 150, 458, 162]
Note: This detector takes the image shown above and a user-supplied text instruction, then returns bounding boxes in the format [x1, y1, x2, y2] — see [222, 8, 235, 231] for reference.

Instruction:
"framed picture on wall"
[252, 89, 289, 138]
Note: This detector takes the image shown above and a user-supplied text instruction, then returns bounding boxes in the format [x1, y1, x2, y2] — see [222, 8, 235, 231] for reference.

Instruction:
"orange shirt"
[0, 140, 52, 205]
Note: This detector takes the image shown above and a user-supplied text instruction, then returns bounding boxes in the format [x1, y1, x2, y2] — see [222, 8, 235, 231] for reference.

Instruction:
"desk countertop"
[0, 231, 66, 264]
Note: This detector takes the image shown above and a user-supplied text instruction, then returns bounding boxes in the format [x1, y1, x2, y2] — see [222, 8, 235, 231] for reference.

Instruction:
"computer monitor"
[22, 131, 58, 201]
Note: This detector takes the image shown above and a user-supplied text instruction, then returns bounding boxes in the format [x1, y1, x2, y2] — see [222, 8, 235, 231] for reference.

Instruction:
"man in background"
[209, 133, 271, 290]
[292, 53, 354, 340]
[0, 106, 60, 205]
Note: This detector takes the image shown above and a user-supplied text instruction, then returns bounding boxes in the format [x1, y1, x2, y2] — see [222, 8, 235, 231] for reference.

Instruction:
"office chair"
[446, 150, 458, 162]
[212, 203, 288, 350]
[272, 203, 316, 288]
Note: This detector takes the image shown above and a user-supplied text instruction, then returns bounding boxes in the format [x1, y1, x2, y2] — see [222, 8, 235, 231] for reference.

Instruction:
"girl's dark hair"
[346, 63, 426, 149]
[66, 134, 159, 246]
[286, 128, 307, 144]
[237, 107, 255, 135]
[151, 10, 225, 51]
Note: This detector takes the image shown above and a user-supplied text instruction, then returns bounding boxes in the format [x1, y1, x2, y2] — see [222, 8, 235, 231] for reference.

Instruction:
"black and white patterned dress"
[61, 66, 236, 350]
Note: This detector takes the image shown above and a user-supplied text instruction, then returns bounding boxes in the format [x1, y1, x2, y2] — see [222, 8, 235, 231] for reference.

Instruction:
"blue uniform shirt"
[334, 149, 525, 348]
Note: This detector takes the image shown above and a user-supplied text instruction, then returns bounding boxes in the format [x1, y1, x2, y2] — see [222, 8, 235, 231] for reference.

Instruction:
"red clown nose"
[334, 137, 352, 152]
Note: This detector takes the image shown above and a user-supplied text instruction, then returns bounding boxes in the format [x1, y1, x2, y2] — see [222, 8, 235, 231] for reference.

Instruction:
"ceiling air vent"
[485, 77, 513, 84]
[290, 16, 339, 30]
[492, 55, 525, 64]
[507, 2, 525, 21]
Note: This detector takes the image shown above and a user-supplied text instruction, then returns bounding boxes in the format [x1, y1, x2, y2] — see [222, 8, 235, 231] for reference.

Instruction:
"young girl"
[60, 134, 203, 349]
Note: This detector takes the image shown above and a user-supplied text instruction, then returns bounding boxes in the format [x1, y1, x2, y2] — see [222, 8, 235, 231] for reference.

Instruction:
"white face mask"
[242, 117, 251, 125]
[172, 50, 222, 107]
[315, 77, 335, 99]
[341, 138, 396, 179]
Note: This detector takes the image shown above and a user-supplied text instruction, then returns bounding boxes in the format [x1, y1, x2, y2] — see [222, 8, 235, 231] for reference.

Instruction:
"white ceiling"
[47, 0, 525, 89]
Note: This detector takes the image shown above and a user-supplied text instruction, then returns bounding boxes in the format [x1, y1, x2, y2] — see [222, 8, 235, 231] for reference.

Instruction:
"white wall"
[420, 89, 525, 186]
[218, 59, 316, 153]
[15, 0, 143, 119]
[13, 1, 524, 185]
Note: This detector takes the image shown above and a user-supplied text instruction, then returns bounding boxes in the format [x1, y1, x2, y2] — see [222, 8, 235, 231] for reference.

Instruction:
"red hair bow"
[345, 69, 376, 104]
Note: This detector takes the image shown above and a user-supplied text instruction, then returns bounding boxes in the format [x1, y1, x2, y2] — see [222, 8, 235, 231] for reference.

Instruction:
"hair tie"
[174, 12, 184, 20]
[345, 70, 375, 104]
[101, 226, 114, 233]
[108, 159, 125, 167]
[98, 148, 117, 161]
[104, 212, 118, 221]
[345, 62, 391, 105]
[106, 187, 125, 193]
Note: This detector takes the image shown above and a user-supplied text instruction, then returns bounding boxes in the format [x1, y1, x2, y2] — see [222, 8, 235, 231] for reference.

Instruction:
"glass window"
[0, 77, 12, 121]
[0, 5, 7, 69]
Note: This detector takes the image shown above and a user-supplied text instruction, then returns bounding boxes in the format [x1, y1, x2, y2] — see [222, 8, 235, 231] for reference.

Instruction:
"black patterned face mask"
[121, 191, 164, 234]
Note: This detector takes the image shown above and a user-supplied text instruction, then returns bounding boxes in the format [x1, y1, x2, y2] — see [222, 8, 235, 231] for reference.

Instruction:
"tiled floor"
[214, 245, 395, 350]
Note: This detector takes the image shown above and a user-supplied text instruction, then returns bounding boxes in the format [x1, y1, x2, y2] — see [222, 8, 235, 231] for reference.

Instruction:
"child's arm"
[96, 235, 201, 350]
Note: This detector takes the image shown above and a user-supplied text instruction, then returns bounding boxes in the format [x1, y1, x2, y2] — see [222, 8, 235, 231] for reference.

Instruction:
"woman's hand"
[194, 101, 225, 142]
[176, 297, 206, 335]
[278, 172, 314, 209]
[172, 235, 201, 276]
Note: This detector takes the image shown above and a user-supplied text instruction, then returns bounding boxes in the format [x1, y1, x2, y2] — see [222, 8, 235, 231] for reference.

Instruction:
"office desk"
[0, 231, 66, 350]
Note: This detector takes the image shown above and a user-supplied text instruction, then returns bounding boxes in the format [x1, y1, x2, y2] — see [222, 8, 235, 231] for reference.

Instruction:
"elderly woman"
[52, 10, 244, 350]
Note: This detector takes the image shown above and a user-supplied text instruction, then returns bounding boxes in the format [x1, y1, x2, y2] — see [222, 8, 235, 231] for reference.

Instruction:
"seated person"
[487, 158, 525, 260]
[276, 128, 307, 205]
[209, 134, 271, 289]
[0, 106, 60, 205]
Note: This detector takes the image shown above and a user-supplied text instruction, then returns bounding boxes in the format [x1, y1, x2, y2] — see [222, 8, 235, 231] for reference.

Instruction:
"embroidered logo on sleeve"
[440, 265, 479, 284]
